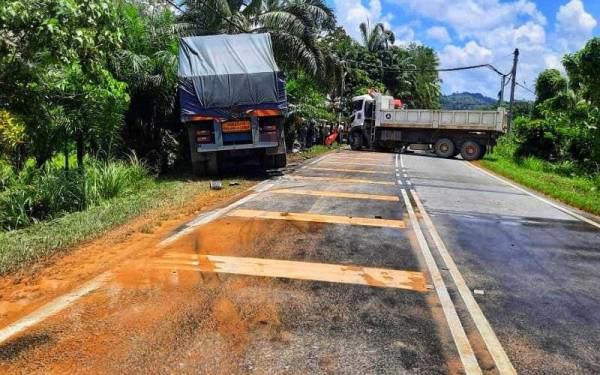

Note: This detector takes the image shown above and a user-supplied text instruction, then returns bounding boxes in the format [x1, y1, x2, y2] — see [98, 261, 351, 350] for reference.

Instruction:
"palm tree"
[176, 0, 337, 79]
[359, 21, 395, 53]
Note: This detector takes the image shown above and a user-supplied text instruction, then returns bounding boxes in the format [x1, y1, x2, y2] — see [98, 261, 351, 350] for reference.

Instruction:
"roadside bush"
[511, 117, 560, 160]
[0, 156, 149, 231]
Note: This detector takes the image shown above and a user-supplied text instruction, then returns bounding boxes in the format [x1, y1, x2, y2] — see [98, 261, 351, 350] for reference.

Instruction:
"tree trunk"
[64, 129, 69, 171]
[76, 129, 84, 170]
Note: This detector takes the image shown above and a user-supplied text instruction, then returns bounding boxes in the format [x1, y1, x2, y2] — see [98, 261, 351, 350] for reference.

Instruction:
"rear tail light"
[261, 125, 277, 132]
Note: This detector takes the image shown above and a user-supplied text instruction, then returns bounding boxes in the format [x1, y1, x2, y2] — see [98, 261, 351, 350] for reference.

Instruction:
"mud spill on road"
[0, 182, 253, 329]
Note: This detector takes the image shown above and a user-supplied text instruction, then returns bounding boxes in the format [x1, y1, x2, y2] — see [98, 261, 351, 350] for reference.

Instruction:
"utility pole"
[498, 75, 506, 105]
[507, 48, 519, 133]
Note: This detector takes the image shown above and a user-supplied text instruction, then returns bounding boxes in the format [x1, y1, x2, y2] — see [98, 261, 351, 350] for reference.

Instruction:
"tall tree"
[359, 22, 395, 53]
[177, 0, 337, 80]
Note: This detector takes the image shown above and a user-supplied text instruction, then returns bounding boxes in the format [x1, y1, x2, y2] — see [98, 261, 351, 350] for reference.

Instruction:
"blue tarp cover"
[178, 33, 287, 120]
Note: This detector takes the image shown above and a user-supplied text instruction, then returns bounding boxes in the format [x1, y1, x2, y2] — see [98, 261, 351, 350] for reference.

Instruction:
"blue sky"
[328, 0, 599, 99]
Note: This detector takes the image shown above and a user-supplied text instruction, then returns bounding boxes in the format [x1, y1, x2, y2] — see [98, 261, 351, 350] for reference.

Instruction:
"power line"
[515, 82, 535, 95]
[343, 58, 508, 76]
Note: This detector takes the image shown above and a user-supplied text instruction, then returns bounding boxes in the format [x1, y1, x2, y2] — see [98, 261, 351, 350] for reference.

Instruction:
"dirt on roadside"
[0, 180, 256, 329]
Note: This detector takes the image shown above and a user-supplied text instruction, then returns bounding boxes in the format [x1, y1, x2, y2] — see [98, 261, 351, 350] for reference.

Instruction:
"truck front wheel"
[350, 132, 363, 150]
[460, 140, 483, 161]
[434, 138, 455, 158]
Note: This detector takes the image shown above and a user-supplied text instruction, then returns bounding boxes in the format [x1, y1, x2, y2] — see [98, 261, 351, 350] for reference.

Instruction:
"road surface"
[0, 150, 598, 374]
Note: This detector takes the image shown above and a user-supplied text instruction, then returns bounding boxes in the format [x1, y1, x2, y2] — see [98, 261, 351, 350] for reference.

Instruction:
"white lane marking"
[399, 188, 482, 374]
[159, 182, 275, 247]
[410, 190, 517, 375]
[300, 154, 331, 169]
[465, 162, 600, 229]
[0, 273, 111, 345]
[395, 155, 399, 168]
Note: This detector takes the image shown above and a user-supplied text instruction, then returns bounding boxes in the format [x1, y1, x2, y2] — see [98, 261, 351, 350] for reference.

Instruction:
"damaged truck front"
[178, 33, 287, 175]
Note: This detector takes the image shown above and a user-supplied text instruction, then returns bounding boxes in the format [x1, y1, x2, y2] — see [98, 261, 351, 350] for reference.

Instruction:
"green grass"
[292, 143, 343, 160]
[0, 177, 249, 275]
[480, 153, 600, 216]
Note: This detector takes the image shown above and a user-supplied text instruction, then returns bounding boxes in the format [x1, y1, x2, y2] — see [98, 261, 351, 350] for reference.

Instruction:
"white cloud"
[426, 26, 451, 43]
[556, 0, 597, 51]
[394, 25, 419, 45]
[392, 0, 546, 39]
[334, 0, 393, 41]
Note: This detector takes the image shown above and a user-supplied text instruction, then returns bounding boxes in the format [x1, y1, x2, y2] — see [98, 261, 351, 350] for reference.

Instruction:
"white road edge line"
[0, 272, 111, 345]
[410, 190, 517, 375]
[396, 155, 482, 375]
[465, 162, 600, 229]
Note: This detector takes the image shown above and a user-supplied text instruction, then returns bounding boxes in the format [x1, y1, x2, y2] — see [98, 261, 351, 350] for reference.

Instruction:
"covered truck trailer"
[348, 93, 507, 160]
[178, 33, 287, 175]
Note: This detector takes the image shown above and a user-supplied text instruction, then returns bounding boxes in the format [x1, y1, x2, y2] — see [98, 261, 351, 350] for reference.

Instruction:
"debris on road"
[473, 289, 485, 295]
[228, 180, 240, 186]
[210, 181, 223, 190]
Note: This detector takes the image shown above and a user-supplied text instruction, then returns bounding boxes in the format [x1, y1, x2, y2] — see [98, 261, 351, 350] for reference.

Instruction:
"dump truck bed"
[375, 108, 507, 133]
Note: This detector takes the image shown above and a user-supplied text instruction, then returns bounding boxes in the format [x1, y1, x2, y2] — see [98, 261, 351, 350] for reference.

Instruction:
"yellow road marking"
[325, 157, 392, 162]
[318, 161, 393, 167]
[270, 188, 399, 201]
[306, 167, 392, 175]
[228, 209, 406, 228]
[290, 175, 395, 185]
[155, 254, 426, 291]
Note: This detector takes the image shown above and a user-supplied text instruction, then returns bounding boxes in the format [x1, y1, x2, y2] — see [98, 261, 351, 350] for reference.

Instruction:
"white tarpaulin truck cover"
[178, 33, 286, 118]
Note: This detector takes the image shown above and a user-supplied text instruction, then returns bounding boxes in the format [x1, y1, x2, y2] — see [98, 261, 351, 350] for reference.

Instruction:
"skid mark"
[227, 209, 406, 229]
[269, 189, 400, 201]
[155, 254, 426, 291]
[288, 175, 395, 185]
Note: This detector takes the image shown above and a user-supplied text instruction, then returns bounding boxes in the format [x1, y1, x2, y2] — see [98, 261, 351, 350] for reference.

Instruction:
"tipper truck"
[348, 93, 507, 160]
[178, 33, 287, 175]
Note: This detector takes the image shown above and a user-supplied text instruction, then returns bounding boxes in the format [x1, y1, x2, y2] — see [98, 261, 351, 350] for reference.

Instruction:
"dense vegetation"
[482, 37, 600, 214]
[0, 0, 442, 232]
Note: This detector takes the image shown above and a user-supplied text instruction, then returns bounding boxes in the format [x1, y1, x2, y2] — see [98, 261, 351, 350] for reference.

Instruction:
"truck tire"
[192, 152, 219, 176]
[205, 152, 219, 175]
[460, 140, 483, 161]
[480, 144, 487, 158]
[273, 153, 287, 168]
[434, 138, 455, 158]
[350, 132, 363, 150]
[261, 153, 286, 170]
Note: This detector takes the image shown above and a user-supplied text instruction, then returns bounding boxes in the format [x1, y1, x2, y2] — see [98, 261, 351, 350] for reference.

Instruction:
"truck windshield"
[352, 100, 364, 112]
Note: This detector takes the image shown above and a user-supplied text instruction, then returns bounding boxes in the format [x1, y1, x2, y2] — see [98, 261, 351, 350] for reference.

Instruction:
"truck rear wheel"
[460, 140, 483, 161]
[350, 132, 363, 150]
[261, 152, 287, 170]
[434, 138, 455, 158]
[192, 152, 219, 176]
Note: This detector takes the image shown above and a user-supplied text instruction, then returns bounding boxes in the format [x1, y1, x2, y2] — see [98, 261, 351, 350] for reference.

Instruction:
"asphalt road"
[0, 149, 598, 374]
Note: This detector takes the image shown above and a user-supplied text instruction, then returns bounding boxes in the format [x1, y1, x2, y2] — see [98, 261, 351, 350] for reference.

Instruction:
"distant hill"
[441, 92, 497, 110]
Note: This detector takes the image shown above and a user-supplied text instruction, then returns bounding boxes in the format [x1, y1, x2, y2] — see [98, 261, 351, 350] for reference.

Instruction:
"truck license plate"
[222, 120, 251, 133]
